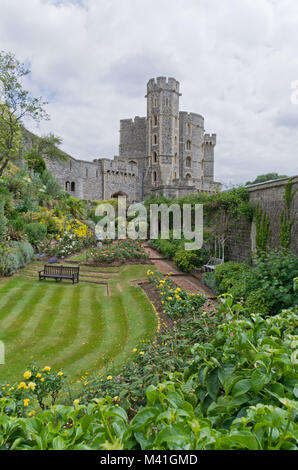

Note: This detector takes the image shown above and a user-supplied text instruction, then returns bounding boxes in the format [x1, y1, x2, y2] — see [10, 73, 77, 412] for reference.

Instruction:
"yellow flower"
[23, 399, 30, 407]
[107, 376, 113, 380]
[40, 378, 45, 382]
[167, 297, 172, 300]
[36, 373, 42, 378]
[18, 382, 28, 390]
[139, 351, 144, 356]
[42, 366, 51, 372]
[73, 399, 80, 407]
[28, 382, 36, 391]
[132, 348, 137, 353]
[28, 411, 36, 417]
[23, 371, 32, 380]
[57, 371, 63, 376]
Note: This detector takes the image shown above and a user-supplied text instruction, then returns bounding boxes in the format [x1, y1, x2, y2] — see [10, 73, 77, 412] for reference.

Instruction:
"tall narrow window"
[71, 182, 75, 192]
[186, 156, 192, 168]
[186, 140, 191, 150]
[153, 171, 157, 185]
[174, 153, 178, 164]
[152, 151, 158, 163]
[86, 168, 88, 178]
[187, 123, 191, 135]
[165, 98, 169, 106]
[175, 116, 178, 128]
[153, 134, 158, 145]
[154, 98, 157, 107]
[153, 115, 158, 126]
[65, 181, 70, 191]
[174, 135, 177, 145]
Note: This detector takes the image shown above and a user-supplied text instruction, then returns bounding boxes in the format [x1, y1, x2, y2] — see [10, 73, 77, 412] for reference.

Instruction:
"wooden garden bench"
[204, 257, 224, 272]
[39, 265, 80, 284]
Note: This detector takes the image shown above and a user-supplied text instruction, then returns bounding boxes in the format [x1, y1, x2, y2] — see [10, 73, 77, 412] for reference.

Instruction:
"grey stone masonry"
[45, 77, 221, 202]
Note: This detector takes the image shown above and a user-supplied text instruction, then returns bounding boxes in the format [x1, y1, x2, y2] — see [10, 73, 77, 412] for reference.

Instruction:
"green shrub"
[173, 249, 198, 272]
[40, 170, 62, 198]
[0, 241, 34, 276]
[24, 222, 47, 246]
[214, 261, 250, 293]
[0, 198, 8, 243]
[251, 250, 298, 314]
[245, 288, 271, 315]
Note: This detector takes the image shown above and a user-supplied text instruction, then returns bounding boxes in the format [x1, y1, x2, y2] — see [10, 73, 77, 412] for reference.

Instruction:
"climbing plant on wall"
[280, 178, 297, 248]
[255, 204, 271, 251]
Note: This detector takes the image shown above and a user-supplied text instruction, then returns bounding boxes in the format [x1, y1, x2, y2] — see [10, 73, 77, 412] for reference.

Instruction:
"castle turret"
[146, 77, 181, 188]
[203, 133, 216, 183]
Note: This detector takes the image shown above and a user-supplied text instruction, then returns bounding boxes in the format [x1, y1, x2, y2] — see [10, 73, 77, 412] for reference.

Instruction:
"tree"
[0, 51, 49, 176]
[246, 173, 288, 185]
[24, 132, 67, 175]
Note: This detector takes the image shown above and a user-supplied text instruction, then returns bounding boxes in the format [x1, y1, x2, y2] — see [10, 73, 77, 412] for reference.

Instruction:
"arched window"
[65, 181, 70, 191]
[174, 135, 177, 145]
[174, 153, 178, 164]
[174, 172, 177, 179]
[187, 123, 191, 135]
[153, 134, 158, 145]
[154, 98, 157, 107]
[71, 182, 75, 192]
[152, 151, 158, 163]
[185, 173, 192, 179]
[153, 115, 158, 126]
[186, 156, 192, 168]
[186, 140, 192, 150]
[152, 171, 157, 185]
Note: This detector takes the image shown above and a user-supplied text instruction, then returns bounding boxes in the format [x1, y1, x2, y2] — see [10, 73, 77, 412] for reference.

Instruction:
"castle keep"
[46, 77, 221, 201]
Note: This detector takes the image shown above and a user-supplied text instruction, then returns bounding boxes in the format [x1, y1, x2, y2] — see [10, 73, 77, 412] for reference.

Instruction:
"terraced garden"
[0, 260, 157, 383]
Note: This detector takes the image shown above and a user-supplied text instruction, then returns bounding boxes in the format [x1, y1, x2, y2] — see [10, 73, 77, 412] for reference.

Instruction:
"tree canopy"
[245, 172, 288, 185]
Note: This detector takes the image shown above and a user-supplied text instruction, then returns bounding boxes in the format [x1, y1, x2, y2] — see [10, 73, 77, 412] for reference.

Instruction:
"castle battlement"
[179, 111, 204, 127]
[146, 76, 180, 94]
[204, 133, 216, 145]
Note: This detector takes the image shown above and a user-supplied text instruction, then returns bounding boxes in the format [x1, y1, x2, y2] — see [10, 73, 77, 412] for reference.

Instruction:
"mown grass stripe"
[0, 281, 47, 333]
[8, 283, 65, 357]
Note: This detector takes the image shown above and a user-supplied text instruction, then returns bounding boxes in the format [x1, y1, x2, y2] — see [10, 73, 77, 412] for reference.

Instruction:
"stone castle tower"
[45, 77, 220, 201]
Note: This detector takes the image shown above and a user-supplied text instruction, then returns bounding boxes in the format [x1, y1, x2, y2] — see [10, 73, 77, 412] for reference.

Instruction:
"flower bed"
[147, 269, 206, 318]
[86, 239, 149, 266]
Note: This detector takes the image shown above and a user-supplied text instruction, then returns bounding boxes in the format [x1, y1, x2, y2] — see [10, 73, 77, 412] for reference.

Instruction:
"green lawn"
[0, 263, 157, 383]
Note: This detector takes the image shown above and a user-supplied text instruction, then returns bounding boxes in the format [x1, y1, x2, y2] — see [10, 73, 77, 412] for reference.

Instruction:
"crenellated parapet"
[204, 133, 216, 146]
[146, 76, 181, 95]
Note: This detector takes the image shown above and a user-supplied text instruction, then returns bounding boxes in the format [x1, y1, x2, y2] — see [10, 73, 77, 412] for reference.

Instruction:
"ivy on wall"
[255, 205, 271, 251]
[280, 178, 297, 248]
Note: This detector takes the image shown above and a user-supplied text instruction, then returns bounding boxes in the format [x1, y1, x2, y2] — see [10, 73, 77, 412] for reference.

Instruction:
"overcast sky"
[0, 0, 297, 185]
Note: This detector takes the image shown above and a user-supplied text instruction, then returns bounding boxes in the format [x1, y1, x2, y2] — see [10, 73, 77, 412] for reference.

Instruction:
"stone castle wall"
[212, 177, 298, 263]
[44, 76, 219, 202]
